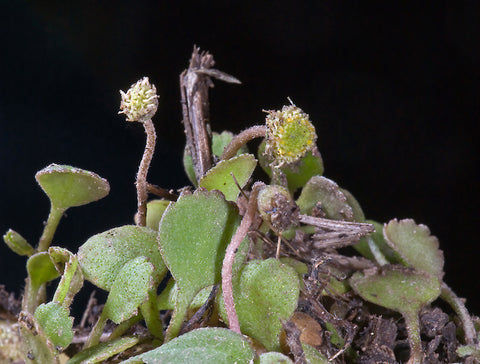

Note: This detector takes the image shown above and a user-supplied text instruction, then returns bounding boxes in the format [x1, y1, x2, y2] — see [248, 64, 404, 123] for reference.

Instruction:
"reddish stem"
[222, 182, 263, 333]
[221, 125, 266, 160]
[136, 119, 156, 226]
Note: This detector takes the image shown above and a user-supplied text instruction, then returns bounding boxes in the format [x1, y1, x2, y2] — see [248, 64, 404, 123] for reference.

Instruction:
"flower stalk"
[119, 77, 159, 226]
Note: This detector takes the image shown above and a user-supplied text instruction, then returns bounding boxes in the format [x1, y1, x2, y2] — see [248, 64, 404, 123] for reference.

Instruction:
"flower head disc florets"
[265, 103, 317, 167]
[119, 77, 159, 123]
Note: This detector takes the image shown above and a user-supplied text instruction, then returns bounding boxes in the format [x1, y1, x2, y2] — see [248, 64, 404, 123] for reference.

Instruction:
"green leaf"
[183, 131, 249, 186]
[34, 302, 74, 350]
[302, 343, 329, 364]
[296, 176, 353, 220]
[349, 266, 441, 314]
[27, 252, 60, 288]
[199, 154, 257, 201]
[323, 321, 345, 348]
[157, 189, 241, 340]
[49, 247, 83, 308]
[340, 188, 365, 222]
[212, 131, 248, 157]
[259, 352, 294, 363]
[350, 266, 441, 364]
[279, 257, 309, 277]
[157, 278, 177, 311]
[3, 229, 34, 256]
[19, 325, 56, 364]
[77, 225, 167, 291]
[220, 258, 300, 352]
[383, 219, 444, 279]
[354, 220, 400, 263]
[66, 336, 140, 364]
[258, 140, 324, 192]
[146, 199, 171, 231]
[457, 344, 480, 360]
[183, 150, 197, 186]
[103, 257, 154, 324]
[120, 327, 255, 364]
[35, 164, 109, 209]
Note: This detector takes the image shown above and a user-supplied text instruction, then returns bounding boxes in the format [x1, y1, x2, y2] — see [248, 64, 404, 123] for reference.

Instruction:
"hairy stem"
[222, 182, 264, 333]
[22, 279, 39, 314]
[136, 119, 156, 226]
[221, 125, 267, 160]
[441, 282, 477, 345]
[404, 311, 423, 364]
[37, 205, 65, 252]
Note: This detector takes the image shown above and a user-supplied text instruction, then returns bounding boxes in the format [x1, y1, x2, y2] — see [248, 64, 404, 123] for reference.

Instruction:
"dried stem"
[221, 125, 267, 160]
[180, 47, 215, 181]
[135, 119, 156, 226]
[146, 183, 178, 201]
[180, 46, 241, 180]
[222, 182, 264, 333]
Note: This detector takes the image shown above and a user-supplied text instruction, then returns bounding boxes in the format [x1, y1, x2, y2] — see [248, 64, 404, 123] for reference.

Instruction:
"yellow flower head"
[119, 77, 159, 122]
[265, 102, 317, 167]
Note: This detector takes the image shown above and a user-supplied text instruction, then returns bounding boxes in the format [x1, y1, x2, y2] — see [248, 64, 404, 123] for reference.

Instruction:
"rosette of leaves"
[350, 219, 445, 364]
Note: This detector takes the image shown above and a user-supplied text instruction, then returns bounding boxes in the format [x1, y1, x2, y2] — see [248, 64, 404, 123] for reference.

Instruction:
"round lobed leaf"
[383, 218, 444, 279]
[199, 154, 257, 201]
[220, 258, 300, 352]
[158, 189, 241, 339]
[120, 327, 255, 364]
[35, 164, 110, 209]
[34, 302, 74, 350]
[349, 266, 441, 314]
[296, 176, 354, 220]
[103, 257, 154, 324]
[77, 225, 166, 291]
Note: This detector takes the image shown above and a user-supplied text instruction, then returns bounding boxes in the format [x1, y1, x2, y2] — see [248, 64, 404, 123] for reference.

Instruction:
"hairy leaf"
[35, 164, 109, 209]
[103, 257, 154, 324]
[220, 258, 300, 351]
[350, 266, 441, 314]
[158, 189, 241, 340]
[121, 327, 255, 364]
[199, 154, 257, 201]
[34, 302, 74, 350]
[67, 336, 140, 364]
[78, 225, 166, 291]
[384, 219, 444, 279]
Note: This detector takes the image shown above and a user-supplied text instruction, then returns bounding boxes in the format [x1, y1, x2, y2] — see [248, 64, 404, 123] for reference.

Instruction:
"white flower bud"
[119, 77, 159, 122]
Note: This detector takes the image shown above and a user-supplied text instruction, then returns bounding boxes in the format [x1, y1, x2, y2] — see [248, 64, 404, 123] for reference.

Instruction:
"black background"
[1, 2, 479, 315]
